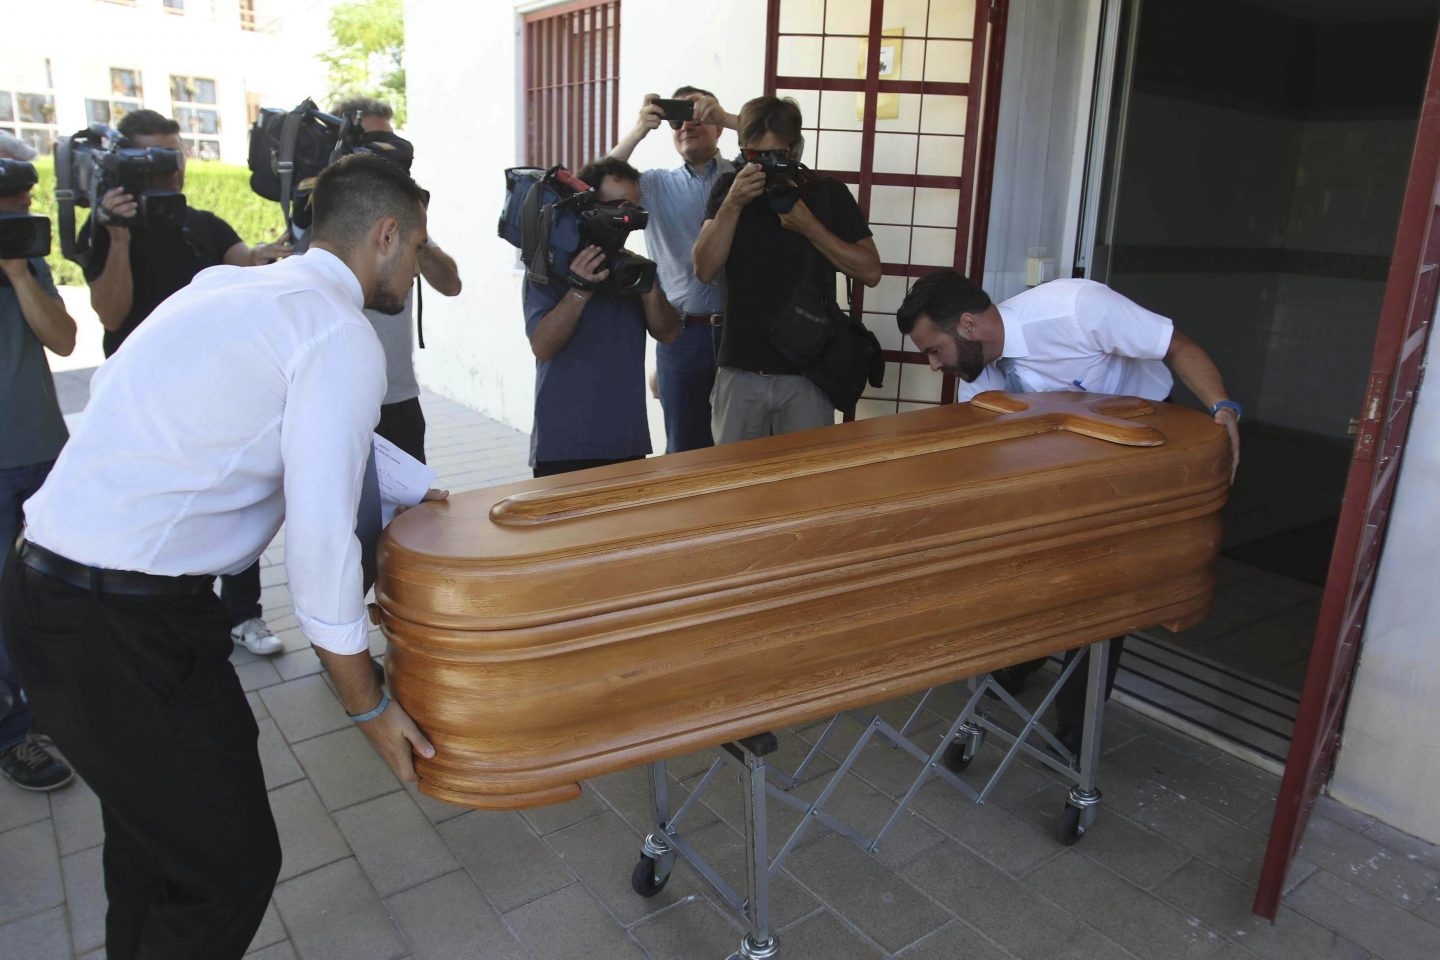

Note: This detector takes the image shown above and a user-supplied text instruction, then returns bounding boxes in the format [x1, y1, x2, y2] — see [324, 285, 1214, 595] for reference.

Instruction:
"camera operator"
[694, 96, 881, 444]
[524, 157, 679, 477]
[79, 109, 292, 657]
[0, 135, 77, 792]
[333, 97, 462, 464]
[607, 86, 736, 453]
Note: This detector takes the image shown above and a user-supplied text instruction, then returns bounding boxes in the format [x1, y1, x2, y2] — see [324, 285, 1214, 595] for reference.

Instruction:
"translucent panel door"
[766, 0, 1008, 415]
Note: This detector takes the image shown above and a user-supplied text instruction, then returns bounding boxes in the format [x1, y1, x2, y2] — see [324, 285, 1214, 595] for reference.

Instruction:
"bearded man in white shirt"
[1, 154, 435, 960]
[897, 269, 1240, 757]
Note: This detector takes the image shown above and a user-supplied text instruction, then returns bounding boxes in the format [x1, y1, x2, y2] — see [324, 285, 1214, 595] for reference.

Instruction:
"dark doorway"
[1091, 0, 1438, 760]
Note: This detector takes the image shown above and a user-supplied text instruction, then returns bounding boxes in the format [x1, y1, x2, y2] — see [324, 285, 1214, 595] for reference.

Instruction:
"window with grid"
[0, 90, 58, 154]
[522, 0, 622, 172]
[171, 75, 221, 160]
[164, 0, 185, 13]
[239, 0, 257, 31]
[86, 67, 143, 132]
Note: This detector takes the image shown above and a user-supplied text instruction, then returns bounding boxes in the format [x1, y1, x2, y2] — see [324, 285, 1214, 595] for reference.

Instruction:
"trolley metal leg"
[1057, 639, 1108, 844]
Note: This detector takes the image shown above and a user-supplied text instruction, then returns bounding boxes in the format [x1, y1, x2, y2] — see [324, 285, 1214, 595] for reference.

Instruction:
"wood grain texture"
[377, 393, 1232, 809]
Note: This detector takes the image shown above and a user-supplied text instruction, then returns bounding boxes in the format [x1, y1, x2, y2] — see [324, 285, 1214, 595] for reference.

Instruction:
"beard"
[946, 331, 989, 382]
[366, 260, 411, 315]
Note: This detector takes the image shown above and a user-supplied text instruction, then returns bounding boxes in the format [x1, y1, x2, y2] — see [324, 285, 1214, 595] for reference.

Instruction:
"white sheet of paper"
[374, 433, 438, 528]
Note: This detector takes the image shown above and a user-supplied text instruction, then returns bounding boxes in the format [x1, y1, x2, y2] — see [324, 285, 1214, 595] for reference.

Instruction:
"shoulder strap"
[276, 103, 308, 235]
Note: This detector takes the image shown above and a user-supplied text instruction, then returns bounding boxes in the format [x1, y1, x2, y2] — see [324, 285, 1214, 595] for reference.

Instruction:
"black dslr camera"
[53, 124, 186, 266]
[0, 158, 51, 261]
[740, 150, 810, 213]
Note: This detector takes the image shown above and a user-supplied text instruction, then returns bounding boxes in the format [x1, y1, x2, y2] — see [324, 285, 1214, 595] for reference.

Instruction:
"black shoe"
[0, 734, 75, 792]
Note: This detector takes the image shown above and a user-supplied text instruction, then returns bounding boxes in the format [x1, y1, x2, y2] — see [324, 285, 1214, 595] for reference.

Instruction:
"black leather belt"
[19, 541, 216, 597]
[681, 313, 724, 327]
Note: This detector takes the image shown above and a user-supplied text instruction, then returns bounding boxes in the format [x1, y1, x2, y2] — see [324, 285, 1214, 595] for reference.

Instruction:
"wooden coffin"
[377, 392, 1231, 810]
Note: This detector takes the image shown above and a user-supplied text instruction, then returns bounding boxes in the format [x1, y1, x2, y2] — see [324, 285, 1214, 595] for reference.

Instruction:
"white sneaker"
[231, 617, 283, 656]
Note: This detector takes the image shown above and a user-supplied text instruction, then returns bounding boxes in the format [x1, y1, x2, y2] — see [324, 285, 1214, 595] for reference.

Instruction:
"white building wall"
[405, 0, 766, 442]
[1331, 319, 1440, 845]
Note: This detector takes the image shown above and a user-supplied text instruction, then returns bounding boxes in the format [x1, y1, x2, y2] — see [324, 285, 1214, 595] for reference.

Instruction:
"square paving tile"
[385, 870, 527, 960]
[1023, 849, 1226, 960]
[0, 820, 64, 924]
[1286, 867, 1440, 960]
[1297, 813, 1440, 910]
[268, 781, 352, 883]
[334, 791, 459, 898]
[274, 858, 406, 960]
[544, 811, 699, 925]
[0, 776, 51, 833]
[0, 905, 73, 960]
[630, 897, 745, 960]
[771, 909, 886, 960]
[503, 882, 645, 960]
[437, 809, 575, 913]
[257, 718, 305, 790]
[49, 778, 103, 856]
[258, 675, 350, 744]
[290, 727, 399, 812]
[60, 845, 104, 955]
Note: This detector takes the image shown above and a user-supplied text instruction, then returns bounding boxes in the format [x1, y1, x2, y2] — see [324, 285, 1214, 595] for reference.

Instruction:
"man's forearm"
[693, 212, 738, 283]
[809, 230, 881, 287]
[419, 243, 462, 296]
[641, 285, 679, 344]
[608, 125, 647, 163]
[1165, 332, 1230, 409]
[89, 231, 134, 330]
[529, 290, 591, 361]
[315, 646, 385, 716]
[5, 268, 77, 355]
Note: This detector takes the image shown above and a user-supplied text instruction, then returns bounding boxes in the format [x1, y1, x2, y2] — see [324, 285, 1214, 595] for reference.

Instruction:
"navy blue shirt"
[523, 281, 652, 466]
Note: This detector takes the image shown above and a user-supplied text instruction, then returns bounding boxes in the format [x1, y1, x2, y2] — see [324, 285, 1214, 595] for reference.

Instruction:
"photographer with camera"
[607, 86, 736, 453]
[0, 136, 77, 792]
[524, 157, 679, 477]
[333, 97, 462, 464]
[76, 110, 293, 657]
[694, 96, 881, 444]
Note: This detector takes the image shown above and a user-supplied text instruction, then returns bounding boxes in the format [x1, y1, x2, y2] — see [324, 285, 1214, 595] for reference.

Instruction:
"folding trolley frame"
[628, 639, 1112, 960]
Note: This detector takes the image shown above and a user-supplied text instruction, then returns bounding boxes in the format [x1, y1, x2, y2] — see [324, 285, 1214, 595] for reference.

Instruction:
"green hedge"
[29, 157, 287, 287]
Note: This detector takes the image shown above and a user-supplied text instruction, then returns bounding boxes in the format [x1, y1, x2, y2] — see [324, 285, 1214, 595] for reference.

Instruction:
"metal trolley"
[627, 639, 1114, 960]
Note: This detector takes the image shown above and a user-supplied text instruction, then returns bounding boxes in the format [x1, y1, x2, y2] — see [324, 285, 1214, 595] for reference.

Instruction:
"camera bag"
[248, 99, 342, 231]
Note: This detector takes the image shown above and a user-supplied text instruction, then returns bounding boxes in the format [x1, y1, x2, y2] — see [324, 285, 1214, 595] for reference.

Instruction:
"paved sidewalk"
[4, 384, 1440, 960]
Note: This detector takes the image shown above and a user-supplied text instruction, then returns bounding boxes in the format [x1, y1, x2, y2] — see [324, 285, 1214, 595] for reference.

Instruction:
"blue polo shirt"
[523, 280, 653, 467]
[639, 157, 732, 315]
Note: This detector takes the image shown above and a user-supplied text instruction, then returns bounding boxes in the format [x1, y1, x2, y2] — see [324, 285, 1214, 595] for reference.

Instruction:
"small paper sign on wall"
[858, 28, 904, 120]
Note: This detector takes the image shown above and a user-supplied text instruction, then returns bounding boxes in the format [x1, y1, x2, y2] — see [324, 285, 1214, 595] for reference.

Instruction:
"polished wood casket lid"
[378, 393, 1231, 809]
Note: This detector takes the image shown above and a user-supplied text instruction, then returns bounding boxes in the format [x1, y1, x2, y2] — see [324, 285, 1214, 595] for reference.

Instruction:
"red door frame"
[1253, 25, 1440, 920]
[764, 0, 1011, 409]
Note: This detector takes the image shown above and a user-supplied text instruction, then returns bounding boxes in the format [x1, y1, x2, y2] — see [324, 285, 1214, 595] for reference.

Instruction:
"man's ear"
[374, 217, 401, 255]
[956, 312, 979, 339]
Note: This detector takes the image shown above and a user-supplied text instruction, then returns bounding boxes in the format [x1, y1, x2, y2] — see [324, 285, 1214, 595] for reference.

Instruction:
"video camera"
[0, 158, 51, 261]
[248, 98, 416, 233]
[52, 124, 186, 266]
[499, 165, 657, 297]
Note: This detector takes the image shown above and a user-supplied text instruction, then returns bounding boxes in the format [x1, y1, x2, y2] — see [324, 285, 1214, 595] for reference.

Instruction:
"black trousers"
[377, 397, 428, 464]
[1, 560, 280, 960]
[219, 559, 261, 628]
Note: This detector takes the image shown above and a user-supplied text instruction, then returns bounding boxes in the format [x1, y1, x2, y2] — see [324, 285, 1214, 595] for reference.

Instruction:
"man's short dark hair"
[895, 269, 993, 335]
[333, 97, 394, 121]
[737, 96, 803, 148]
[310, 154, 426, 247]
[672, 85, 715, 99]
[117, 110, 180, 141]
[576, 157, 641, 190]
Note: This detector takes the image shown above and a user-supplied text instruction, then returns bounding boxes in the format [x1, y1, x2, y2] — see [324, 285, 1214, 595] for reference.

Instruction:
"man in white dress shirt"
[897, 270, 1240, 754]
[1, 154, 435, 960]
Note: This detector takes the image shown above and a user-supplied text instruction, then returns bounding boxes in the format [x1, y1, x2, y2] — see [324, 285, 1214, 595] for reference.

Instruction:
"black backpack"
[248, 99, 343, 232]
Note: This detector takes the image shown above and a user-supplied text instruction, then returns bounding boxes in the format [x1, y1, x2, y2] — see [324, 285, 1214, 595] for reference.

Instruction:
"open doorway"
[1087, 0, 1438, 761]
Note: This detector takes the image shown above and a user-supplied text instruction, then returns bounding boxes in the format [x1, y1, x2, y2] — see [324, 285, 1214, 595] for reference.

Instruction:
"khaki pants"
[711, 366, 836, 445]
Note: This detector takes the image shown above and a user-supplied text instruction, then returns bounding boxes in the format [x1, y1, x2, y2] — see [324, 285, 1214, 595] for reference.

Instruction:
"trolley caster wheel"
[941, 740, 973, 773]
[630, 855, 670, 897]
[1056, 803, 1086, 846]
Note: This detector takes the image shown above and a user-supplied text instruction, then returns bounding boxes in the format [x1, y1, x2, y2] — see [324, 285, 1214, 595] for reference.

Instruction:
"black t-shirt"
[80, 207, 242, 357]
[704, 172, 871, 374]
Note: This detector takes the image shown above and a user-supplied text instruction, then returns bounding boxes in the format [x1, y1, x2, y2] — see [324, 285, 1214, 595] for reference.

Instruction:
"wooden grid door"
[765, 0, 1008, 417]
[523, 0, 622, 173]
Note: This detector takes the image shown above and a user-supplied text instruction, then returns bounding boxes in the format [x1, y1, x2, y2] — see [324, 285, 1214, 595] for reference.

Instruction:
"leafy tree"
[320, 0, 405, 126]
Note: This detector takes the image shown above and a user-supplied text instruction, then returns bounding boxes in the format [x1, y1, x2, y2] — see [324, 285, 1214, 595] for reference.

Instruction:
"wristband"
[1209, 399, 1242, 422]
[567, 273, 596, 292]
[570, 289, 591, 303]
[348, 691, 390, 723]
